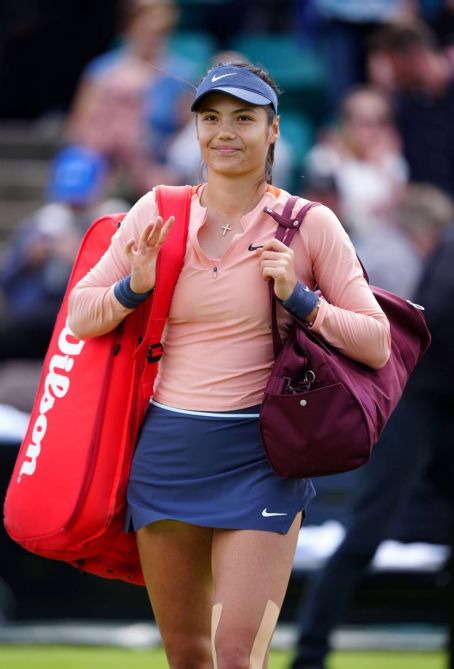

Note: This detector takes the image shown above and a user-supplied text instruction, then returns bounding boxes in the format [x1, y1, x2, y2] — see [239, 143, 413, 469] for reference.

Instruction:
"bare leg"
[211, 512, 302, 669]
[137, 520, 214, 669]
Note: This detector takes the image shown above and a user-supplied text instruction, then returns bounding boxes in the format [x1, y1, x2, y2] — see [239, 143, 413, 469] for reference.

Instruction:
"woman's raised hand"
[256, 238, 298, 301]
[125, 215, 174, 293]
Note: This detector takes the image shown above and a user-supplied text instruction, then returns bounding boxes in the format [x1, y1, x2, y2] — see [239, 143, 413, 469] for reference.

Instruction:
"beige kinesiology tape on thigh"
[249, 600, 280, 669]
[211, 600, 280, 669]
[211, 603, 223, 669]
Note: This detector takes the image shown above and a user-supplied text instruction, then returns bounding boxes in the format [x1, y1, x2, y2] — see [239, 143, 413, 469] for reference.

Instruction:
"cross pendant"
[220, 223, 232, 236]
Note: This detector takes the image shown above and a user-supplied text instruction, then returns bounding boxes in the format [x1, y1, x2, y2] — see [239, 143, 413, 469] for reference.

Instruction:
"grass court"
[0, 646, 446, 668]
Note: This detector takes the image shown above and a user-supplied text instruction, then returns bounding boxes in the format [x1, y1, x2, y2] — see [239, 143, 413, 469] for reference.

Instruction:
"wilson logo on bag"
[18, 323, 85, 481]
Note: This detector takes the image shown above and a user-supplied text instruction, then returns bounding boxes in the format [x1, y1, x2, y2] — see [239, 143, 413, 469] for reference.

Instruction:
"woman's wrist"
[114, 274, 154, 309]
[280, 281, 320, 324]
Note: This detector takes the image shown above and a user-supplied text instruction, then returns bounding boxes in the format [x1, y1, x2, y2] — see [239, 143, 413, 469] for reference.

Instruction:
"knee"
[213, 600, 279, 669]
[214, 643, 252, 669]
[166, 636, 212, 669]
[215, 631, 269, 669]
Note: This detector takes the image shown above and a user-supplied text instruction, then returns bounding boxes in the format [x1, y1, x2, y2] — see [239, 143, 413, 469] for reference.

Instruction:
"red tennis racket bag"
[3, 185, 192, 586]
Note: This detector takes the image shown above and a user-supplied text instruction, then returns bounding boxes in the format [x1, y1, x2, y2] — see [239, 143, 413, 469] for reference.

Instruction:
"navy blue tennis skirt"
[126, 400, 315, 534]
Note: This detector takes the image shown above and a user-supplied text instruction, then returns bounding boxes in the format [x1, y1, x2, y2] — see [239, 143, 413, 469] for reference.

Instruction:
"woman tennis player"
[68, 62, 390, 669]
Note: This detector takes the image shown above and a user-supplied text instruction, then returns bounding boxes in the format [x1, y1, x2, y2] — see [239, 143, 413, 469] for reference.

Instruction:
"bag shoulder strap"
[138, 185, 192, 395]
[265, 196, 320, 246]
[148, 185, 192, 324]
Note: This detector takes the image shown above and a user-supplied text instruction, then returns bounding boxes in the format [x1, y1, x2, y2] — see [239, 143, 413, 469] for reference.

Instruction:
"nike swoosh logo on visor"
[262, 508, 288, 517]
[211, 73, 236, 82]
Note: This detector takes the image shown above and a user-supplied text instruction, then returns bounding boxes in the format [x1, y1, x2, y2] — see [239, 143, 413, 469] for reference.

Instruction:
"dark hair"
[367, 20, 438, 55]
[198, 61, 281, 185]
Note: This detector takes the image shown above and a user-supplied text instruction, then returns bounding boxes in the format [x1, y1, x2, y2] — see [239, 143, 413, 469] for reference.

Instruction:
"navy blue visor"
[191, 65, 278, 114]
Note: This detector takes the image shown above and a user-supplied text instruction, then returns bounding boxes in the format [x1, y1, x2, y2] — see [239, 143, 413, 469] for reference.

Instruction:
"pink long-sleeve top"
[68, 184, 391, 411]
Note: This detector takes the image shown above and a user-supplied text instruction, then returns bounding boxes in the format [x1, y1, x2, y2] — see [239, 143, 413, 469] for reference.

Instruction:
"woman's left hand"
[257, 239, 297, 301]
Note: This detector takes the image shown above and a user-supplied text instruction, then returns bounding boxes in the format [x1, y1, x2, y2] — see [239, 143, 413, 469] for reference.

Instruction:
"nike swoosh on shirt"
[211, 72, 236, 82]
[262, 508, 288, 517]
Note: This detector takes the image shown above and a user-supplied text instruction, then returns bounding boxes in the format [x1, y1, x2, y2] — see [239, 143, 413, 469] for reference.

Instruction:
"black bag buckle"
[147, 342, 163, 363]
[284, 370, 316, 394]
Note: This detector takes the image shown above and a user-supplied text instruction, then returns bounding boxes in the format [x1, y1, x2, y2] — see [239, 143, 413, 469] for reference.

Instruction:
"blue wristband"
[114, 274, 153, 309]
[281, 281, 319, 321]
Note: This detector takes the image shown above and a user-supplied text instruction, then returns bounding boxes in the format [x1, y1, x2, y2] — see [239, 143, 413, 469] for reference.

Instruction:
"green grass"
[0, 647, 447, 669]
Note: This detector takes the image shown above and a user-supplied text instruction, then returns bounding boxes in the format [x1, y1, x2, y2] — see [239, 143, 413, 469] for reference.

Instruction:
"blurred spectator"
[289, 183, 454, 669]
[353, 218, 421, 297]
[0, 145, 129, 361]
[47, 145, 113, 225]
[367, 19, 454, 198]
[303, 85, 408, 241]
[66, 0, 196, 198]
[295, 0, 417, 118]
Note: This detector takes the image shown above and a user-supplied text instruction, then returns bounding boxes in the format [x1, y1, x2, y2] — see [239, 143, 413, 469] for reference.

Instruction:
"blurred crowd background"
[0, 0, 453, 659]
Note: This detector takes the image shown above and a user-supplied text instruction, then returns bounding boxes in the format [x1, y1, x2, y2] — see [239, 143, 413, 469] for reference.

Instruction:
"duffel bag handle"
[264, 198, 320, 358]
